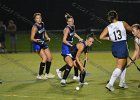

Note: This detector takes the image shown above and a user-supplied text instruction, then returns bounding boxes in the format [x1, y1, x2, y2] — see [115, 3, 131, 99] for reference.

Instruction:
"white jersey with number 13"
[107, 21, 127, 42]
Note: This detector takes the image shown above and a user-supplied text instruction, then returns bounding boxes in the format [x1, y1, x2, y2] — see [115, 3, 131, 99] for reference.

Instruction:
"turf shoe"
[73, 76, 80, 81]
[36, 74, 47, 80]
[83, 82, 89, 85]
[60, 79, 66, 86]
[119, 83, 128, 88]
[79, 82, 84, 88]
[44, 73, 55, 79]
[56, 69, 62, 79]
[105, 83, 114, 91]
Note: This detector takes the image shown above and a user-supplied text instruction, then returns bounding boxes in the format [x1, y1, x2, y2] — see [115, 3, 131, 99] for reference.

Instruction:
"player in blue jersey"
[31, 13, 55, 79]
[100, 10, 132, 91]
[60, 34, 94, 86]
[56, 13, 83, 80]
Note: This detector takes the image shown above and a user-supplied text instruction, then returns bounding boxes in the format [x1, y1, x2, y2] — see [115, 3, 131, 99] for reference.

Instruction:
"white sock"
[109, 68, 122, 86]
[119, 68, 126, 85]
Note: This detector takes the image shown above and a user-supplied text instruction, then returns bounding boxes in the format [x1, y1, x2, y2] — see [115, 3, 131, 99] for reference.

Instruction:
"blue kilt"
[32, 42, 48, 52]
[61, 42, 72, 57]
[112, 40, 128, 58]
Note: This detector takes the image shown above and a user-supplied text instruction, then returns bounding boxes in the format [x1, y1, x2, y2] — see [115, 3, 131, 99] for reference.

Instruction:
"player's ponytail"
[65, 13, 73, 22]
[107, 10, 118, 23]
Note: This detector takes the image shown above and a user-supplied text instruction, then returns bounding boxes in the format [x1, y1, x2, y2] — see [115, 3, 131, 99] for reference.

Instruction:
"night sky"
[0, 0, 139, 30]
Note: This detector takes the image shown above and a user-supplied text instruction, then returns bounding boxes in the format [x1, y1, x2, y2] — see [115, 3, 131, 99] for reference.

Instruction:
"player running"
[100, 10, 132, 91]
[60, 34, 94, 86]
[31, 13, 55, 79]
[128, 24, 140, 65]
[56, 13, 83, 80]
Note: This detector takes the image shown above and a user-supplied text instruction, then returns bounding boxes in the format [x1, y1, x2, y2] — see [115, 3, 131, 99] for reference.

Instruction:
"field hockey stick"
[75, 79, 85, 91]
[128, 56, 140, 71]
[83, 59, 86, 68]
[75, 60, 87, 91]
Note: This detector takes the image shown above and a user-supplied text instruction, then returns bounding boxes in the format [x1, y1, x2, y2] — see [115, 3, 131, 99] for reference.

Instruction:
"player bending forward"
[60, 34, 94, 86]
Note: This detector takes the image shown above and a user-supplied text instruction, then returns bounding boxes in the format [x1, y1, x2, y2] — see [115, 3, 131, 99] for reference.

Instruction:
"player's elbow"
[99, 35, 103, 40]
[31, 37, 34, 41]
[31, 37, 36, 42]
[63, 39, 67, 44]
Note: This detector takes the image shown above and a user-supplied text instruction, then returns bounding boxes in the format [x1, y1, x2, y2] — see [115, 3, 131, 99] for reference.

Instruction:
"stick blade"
[137, 67, 140, 71]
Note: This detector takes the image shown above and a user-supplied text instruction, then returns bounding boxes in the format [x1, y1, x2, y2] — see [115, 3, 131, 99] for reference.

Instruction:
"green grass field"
[0, 52, 140, 100]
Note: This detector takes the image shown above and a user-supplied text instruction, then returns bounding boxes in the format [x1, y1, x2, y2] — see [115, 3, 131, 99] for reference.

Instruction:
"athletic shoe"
[56, 69, 62, 79]
[119, 83, 128, 88]
[105, 83, 114, 91]
[44, 73, 55, 79]
[36, 74, 47, 80]
[79, 82, 84, 88]
[79, 81, 88, 85]
[73, 76, 80, 81]
[60, 79, 66, 86]
[83, 82, 89, 85]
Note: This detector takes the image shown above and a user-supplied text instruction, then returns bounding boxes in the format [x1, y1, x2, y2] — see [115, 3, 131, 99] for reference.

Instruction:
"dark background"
[0, 0, 140, 30]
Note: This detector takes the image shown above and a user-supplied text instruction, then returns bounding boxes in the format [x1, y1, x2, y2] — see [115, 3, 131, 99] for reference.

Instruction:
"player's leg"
[106, 58, 126, 91]
[61, 56, 73, 85]
[73, 60, 79, 80]
[59, 64, 67, 71]
[44, 48, 55, 78]
[76, 61, 86, 84]
[73, 66, 79, 80]
[119, 59, 128, 88]
[37, 49, 48, 79]
[56, 64, 67, 79]
[56, 62, 79, 80]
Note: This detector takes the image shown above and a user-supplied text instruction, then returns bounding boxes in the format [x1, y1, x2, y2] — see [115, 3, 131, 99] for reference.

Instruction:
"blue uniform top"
[61, 25, 76, 55]
[32, 23, 48, 52]
[33, 23, 46, 40]
[65, 25, 75, 42]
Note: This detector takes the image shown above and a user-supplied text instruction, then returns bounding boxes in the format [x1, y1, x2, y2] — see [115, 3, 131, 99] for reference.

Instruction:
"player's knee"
[68, 62, 74, 67]
[47, 56, 53, 62]
[42, 56, 48, 62]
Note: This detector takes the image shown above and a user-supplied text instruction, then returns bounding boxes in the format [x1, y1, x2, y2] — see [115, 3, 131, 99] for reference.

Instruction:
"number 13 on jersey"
[113, 30, 122, 40]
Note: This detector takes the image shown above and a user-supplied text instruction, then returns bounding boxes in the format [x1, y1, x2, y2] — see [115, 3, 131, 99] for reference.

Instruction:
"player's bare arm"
[74, 33, 83, 41]
[63, 28, 73, 47]
[99, 27, 109, 40]
[31, 26, 38, 42]
[123, 21, 132, 32]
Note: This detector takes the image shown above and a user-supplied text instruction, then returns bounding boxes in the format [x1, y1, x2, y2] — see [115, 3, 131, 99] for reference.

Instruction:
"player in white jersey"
[128, 24, 140, 65]
[100, 10, 132, 91]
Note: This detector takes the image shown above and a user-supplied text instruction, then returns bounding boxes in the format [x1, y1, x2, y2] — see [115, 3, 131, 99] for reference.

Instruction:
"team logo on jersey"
[69, 32, 74, 36]
[38, 28, 45, 34]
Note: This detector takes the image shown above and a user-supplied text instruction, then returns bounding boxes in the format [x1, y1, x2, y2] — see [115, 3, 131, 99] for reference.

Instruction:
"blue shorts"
[112, 40, 128, 58]
[61, 42, 72, 57]
[32, 42, 48, 52]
